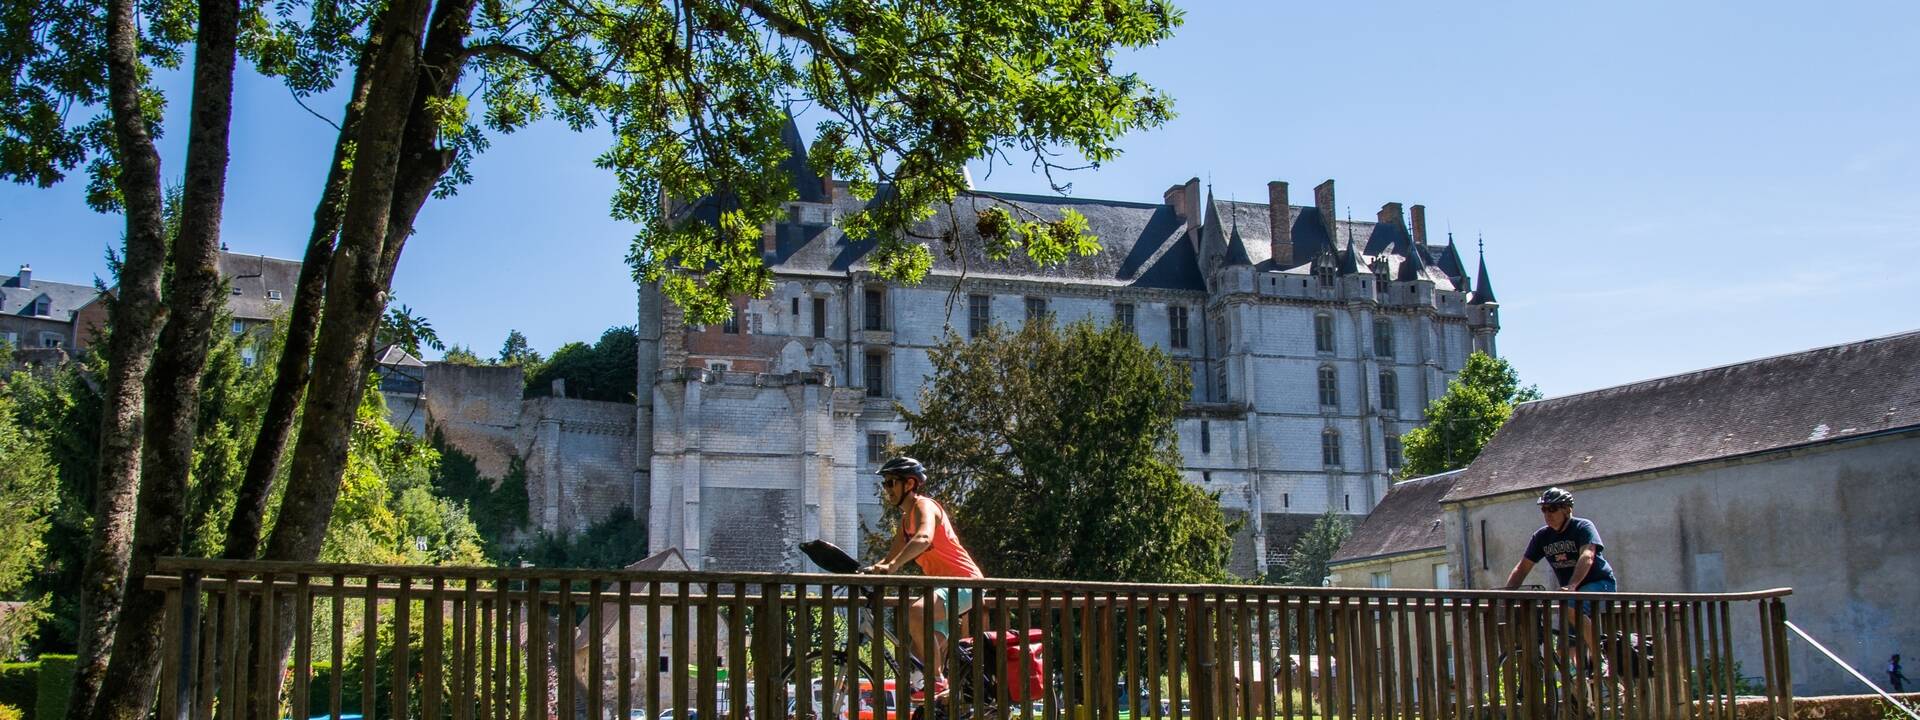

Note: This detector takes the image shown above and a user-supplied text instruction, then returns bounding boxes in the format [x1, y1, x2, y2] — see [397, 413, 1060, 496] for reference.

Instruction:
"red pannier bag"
[982, 629, 1046, 702]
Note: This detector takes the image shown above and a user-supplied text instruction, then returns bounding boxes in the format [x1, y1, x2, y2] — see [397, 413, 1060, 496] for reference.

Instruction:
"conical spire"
[1223, 218, 1252, 266]
[779, 111, 827, 203]
[1436, 232, 1470, 288]
[1468, 236, 1498, 304]
[1337, 228, 1361, 275]
[1396, 235, 1429, 282]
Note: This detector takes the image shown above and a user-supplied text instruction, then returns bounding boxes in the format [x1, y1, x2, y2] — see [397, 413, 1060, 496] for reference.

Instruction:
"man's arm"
[1561, 545, 1599, 591]
[1503, 558, 1536, 590]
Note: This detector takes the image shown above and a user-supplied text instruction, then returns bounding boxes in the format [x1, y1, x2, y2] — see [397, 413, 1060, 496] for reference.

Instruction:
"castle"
[632, 124, 1502, 577]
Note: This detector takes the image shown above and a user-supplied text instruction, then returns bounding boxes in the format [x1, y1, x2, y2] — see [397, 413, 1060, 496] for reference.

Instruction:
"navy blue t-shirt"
[1524, 516, 1615, 588]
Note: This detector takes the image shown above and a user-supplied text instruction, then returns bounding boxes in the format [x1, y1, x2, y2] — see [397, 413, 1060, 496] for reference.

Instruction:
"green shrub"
[0, 662, 34, 720]
[0, 702, 24, 720]
[32, 655, 72, 720]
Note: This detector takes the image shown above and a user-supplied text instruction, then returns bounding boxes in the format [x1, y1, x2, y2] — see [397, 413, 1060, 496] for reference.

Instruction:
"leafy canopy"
[1273, 511, 1349, 587]
[523, 326, 638, 402]
[900, 318, 1232, 583]
[1397, 351, 1541, 479]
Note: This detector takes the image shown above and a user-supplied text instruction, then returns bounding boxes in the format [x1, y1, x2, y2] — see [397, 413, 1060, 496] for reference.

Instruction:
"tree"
[523, 326, 637, 402]
[440, 345, 485, 366]
[496, 330, 541, 367]
[6, 0, 1186, 713]
[0, 348, 62, 658]
[900, 320, 1232, 584]
[1398, 352, 1542, 478]
[1274, 511, 1350, 587]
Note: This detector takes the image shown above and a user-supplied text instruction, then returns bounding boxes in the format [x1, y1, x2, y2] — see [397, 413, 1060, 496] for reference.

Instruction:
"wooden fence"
[146, 558, 1794, 720]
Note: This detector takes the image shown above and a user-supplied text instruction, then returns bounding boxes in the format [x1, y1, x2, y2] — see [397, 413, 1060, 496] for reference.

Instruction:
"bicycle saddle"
[800, 539, 863, 574]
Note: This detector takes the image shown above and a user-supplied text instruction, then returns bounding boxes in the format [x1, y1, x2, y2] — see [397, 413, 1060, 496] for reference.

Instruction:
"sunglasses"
[1540, 504, 1569, 513]
[881, 476, 911, 488]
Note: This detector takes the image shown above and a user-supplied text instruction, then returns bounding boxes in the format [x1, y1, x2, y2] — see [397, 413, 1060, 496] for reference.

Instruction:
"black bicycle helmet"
[876, 456, 927, 478]
[1536, 487, 1574, 507]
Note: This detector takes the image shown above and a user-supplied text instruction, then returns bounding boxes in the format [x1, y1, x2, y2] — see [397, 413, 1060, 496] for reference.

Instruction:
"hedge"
[0, 663, 34, 720]
[32, 656, 73, 720]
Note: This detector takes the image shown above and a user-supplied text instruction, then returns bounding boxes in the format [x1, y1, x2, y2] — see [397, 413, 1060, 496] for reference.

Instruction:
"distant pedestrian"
[1892, 654, 1909, 693]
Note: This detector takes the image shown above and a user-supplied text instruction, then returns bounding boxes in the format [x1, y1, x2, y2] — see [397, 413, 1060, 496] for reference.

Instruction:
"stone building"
[1, 264, 95, 358]
[1433, 330, 1920, 695]
[638, 123, 1503, 575]
[1326, 469, 1461, 589]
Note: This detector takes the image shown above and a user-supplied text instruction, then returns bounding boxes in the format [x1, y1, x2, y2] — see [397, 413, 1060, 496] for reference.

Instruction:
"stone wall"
[422, 363, 526, 478]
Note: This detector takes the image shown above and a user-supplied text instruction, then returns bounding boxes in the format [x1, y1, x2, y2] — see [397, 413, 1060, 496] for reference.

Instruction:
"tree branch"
[455, 42, 585, 96]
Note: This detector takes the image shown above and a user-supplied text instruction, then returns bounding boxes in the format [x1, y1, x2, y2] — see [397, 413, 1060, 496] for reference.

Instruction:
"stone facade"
[638, 133, 1502, 575]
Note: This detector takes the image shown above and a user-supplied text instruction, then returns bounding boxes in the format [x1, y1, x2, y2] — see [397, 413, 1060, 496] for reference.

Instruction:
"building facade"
[638, 125, 1504, 575]
[1, 264, 96, 357]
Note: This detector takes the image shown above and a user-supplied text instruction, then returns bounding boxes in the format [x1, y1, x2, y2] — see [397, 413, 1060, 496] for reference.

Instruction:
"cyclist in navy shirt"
[1504, 487, 1616, 675]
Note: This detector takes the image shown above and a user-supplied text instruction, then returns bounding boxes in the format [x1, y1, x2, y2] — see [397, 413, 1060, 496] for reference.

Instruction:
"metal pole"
[1782, 621, 1916, 720]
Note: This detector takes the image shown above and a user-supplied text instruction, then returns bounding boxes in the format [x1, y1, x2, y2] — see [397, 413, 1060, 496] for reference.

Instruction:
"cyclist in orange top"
[863, 456, 984, 699]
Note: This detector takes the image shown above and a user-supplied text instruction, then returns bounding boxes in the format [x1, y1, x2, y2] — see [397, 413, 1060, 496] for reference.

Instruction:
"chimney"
[1376, 202, 1404, 229]
[1410, 205, 1428, 248]
[15, 264, 29, 289]
[1267, 181, 1292, 266]
[1165, 177, 1203, 244]
[820, 170, 835, 202]
[1313, 180, 1337, 245]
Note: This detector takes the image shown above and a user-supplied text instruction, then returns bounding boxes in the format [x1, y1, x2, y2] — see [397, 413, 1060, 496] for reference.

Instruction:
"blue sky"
[4, 0, 1916, 397]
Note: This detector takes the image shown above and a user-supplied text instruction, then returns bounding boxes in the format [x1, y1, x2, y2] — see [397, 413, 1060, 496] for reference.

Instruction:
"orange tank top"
[908, 497, 984, 578]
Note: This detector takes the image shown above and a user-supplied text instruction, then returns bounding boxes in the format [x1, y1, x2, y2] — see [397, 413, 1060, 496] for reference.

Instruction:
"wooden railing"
[146, 558, 1794, 720]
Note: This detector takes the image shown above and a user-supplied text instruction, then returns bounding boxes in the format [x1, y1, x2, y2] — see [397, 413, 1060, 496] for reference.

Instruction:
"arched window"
[1321, 429, 1342, 467]
[1317, 365, 1339, 407]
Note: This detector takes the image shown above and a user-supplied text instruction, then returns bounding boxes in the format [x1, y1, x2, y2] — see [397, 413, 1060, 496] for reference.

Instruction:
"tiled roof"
[1331, 470, 1462, 564]
[1442, 331, 1920, 503]
[1, 270, 97, 323]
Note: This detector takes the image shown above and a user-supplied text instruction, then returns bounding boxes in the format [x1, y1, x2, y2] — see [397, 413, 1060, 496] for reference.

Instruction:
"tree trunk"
[63, 0, 173, 715]
[86, 0, 243, 713]
[260, 0, 433, 567]
[219, 31, 383, 562]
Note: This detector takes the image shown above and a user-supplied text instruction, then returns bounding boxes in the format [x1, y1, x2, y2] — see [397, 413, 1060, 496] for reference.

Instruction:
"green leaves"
[1397, 351, 1542, 479]
[900, 319, 1234, 584]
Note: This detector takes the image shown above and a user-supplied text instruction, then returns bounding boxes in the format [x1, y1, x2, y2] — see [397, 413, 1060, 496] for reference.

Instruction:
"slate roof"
[1, 268, 98, 323]
[218, 252, 302, 321]
[1331, 470, 1462, 564]
[1469, 250, 1497, 304]
[376, 346, 427, 368]
[1442, 330, 1920, 503]
[768, 184, 1208, 290]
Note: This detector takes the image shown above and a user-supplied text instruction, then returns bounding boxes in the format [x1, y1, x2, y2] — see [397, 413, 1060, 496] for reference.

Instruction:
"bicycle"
[1488, 594, 1608, 720]
[786, 540, 1047, 720]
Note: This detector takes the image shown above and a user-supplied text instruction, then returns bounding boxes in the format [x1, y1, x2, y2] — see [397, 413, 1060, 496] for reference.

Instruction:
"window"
[40, 332, 63, 348]
[1315, 264, 1336, 288]
[749, 314, 764, 334]
[1373, 319, 1394, 358]
[31, 297, 50, 316]
[968, 294, 990, 338]
[864, 289, 884, 331]
[1344, 494, 1351, 511]
[1313, 314, 1334, 353]
[1199, 421, 1211, 454]
[1317, 366, 1338, 406]
[232, 320, 246, 335]
[1432, 563, 1452, 590]
[867, 433, 890, 464]
[708, 361, 729, 377]
[1379, 370, 1399, 413]
[267, 290, 283, 301]
[0, 331, 15, 347]
[1385, 436, 1403, 470]
[812, 297, 827, 338]
[865, 351, 885, 397]
[1024, 296, 1048, 322]
[722, 313, 740, 334]
[1115, 303, 1135, 333]
[1321, 430, 1342, 467]
[231, 287, 243, 296]
[1282, 492, 1290, 508]
[792, 297, 800, 316]
[1371, 572, 1391, 589]
[1169, 306, 1189, 350]
[241, 346, 257, 368]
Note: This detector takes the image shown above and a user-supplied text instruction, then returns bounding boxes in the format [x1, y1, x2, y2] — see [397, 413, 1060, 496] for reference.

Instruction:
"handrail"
[1785, 620, 1920, 720]
[152, 556, 1795, 602]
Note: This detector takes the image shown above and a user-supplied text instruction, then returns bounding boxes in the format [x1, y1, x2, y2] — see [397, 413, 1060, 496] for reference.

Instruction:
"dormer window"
[31, 296, 50, 316]
[267, 290, 283, 301]
[1315, 263, 1336, 288]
